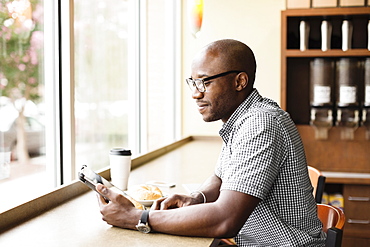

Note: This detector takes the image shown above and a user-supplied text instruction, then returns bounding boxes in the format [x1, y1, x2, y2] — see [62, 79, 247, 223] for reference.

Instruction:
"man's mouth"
[196, 102, 209, 113]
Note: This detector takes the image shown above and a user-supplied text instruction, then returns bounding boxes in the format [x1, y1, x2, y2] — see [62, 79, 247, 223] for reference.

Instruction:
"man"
[97, 39, 325, 246]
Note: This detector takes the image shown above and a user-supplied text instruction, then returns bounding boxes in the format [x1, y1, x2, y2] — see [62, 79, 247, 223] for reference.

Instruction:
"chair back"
[317, 204, 345, 232]
[317, 204, 345, 247]
[308, 166, 326, 203]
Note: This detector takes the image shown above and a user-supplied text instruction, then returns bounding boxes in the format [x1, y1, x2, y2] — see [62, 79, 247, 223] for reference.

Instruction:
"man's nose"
[191, 88, 204, 99]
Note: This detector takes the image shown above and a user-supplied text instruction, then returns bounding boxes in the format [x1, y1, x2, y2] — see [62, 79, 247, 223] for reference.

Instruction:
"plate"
[137, 199, 155, 207]
[146, 180, 176, 188]
[137, 196, 166, 207]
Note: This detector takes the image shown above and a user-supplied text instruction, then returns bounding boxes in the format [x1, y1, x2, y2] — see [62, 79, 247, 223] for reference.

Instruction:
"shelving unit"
[281, 7, 370, 246]
[281, 7, 370, 117]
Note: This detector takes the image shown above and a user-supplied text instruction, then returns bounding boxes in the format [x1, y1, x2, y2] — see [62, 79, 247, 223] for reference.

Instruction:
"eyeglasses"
[186, 70, 244, 93]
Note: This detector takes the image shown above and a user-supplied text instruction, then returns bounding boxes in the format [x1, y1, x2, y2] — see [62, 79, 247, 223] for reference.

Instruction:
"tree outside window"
[0, 0, 44, 164]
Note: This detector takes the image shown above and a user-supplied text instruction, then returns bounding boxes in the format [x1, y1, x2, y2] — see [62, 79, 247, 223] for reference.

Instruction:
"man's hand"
[96, 184, 141, 229]
[152, 174, 222, 210]
[152, 193, 201, 210]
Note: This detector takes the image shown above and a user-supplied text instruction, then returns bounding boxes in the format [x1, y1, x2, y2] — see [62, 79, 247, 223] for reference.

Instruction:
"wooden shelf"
[282, 7, 370, 17]
[283, 49, 370, 57]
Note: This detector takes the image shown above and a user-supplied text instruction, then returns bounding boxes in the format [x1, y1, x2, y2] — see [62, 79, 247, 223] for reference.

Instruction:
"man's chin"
[202, 114, 219, 122]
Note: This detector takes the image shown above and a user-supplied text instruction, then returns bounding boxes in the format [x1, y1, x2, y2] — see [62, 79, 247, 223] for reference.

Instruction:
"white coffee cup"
[109, 148, 131, 191]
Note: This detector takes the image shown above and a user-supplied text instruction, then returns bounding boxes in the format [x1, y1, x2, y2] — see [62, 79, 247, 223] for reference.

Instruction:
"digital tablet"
[78, 165, 144, 209]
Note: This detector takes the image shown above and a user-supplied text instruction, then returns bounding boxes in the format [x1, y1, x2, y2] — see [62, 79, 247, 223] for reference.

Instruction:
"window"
[145, 0, 181, 152]
[0, 0, 180, 213]
[0, 0, 54, 212]
[74, 0, 132, 171]
[74, 0, 181, 170]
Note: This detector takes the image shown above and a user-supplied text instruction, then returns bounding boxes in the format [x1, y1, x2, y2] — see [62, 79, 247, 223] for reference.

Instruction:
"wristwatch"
[136, 210, 151, 233]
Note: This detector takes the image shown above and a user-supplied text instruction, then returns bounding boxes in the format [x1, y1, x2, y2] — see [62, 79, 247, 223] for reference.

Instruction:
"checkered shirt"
[215, 89, 326, 247]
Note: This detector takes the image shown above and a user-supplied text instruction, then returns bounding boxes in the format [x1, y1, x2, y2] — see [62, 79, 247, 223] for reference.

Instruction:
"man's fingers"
[159, 197, 174, 210]
[96, 184, 111, 204]
[96, 183, 107, 194]
[151, 197, 167, 210]
[153, 194, 189, 210]
[96, 192, 108, 205]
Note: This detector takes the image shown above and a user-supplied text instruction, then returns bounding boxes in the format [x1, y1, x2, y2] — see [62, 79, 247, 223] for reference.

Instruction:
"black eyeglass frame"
[186, 70, 245, 93]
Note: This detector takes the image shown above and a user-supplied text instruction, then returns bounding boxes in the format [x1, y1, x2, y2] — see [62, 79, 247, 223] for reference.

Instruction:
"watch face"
[136, 224, 151, 233]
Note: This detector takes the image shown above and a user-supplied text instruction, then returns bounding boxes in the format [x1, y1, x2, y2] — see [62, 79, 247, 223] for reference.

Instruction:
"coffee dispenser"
[363, 58, 370, 140]
[309, 58, 335, 139]
[336, 58, 360, 140]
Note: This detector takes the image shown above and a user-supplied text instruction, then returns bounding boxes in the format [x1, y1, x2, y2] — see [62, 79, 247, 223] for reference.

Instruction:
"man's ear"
[235, 72, 249, 91]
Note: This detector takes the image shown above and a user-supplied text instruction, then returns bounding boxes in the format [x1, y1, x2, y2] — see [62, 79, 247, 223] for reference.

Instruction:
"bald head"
[194, 39, 256, 85]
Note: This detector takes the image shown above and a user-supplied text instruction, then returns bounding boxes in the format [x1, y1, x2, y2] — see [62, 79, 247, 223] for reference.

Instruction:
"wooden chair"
[317, 204, 345, 247]
[308, 166, 326, 203]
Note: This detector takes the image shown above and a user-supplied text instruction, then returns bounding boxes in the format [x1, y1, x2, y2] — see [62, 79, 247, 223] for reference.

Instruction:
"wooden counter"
[0, 137, 223, 246]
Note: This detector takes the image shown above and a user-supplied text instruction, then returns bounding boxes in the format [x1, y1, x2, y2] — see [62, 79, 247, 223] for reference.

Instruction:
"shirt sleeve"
[217, 110, 287, 200]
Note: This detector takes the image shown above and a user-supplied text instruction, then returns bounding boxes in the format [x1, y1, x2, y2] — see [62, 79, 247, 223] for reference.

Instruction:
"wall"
[181, 0, 285, 137]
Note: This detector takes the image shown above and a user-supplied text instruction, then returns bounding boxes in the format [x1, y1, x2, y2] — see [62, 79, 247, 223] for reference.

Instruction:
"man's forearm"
[148, 187, 259, 238]
[197, 174, 222, 203]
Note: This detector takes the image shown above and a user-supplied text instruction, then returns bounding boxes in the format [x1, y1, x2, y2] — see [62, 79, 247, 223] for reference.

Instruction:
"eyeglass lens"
[186, 78, 205, 93]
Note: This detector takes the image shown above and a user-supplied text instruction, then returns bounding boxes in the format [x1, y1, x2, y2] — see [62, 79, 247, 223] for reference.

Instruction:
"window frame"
[43, 0, 62, 187]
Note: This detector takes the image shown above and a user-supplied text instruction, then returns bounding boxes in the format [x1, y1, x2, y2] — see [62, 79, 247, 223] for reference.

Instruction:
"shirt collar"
[219, 89, 262, 143]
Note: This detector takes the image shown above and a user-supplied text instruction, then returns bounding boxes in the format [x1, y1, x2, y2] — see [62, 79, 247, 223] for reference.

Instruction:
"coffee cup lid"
[110, 148, 131, 156]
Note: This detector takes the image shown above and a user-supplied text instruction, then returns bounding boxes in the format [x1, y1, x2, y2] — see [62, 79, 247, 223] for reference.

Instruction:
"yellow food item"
[129, 184, 163, 201]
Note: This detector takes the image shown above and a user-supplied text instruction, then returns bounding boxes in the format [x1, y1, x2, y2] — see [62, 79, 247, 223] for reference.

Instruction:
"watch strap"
[140, 210, 150, 225]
